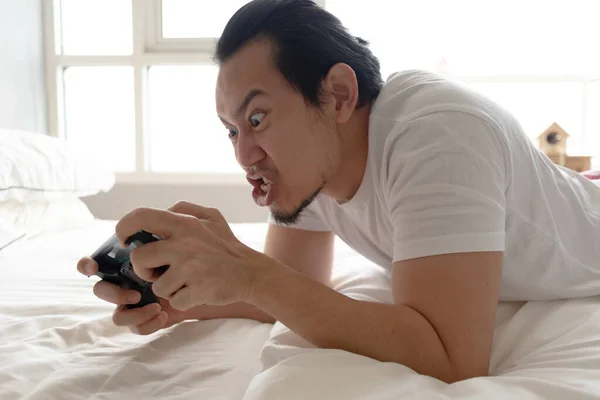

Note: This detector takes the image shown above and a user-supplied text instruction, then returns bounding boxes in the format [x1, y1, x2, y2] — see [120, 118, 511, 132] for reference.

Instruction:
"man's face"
[215, 38, 340, 224]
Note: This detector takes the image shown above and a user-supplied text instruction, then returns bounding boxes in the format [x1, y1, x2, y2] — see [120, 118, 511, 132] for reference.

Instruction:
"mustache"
[248, 165, 278, 178]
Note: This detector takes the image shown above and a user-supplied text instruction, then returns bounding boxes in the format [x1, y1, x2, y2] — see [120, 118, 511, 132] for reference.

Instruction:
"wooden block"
[565, 156, 592, 173]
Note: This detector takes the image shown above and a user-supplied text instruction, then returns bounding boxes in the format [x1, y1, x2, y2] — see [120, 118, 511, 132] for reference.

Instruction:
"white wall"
[0, 0, 47, 132]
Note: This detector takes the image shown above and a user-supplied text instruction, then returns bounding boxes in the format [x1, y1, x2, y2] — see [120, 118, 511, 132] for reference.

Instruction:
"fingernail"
[85, 262, 95, 276]
[129, 293, 141, 303]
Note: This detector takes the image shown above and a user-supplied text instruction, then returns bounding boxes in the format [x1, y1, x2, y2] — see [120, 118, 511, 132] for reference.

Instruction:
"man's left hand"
[115, 201, 273, 311]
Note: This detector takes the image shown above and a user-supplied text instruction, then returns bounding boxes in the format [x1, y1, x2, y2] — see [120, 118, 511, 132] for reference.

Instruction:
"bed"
[2, 129, 600, 399]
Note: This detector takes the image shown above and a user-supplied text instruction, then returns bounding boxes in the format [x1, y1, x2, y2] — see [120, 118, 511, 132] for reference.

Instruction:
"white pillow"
[0, 197, 95, 250]
[0, 129, 115, 203]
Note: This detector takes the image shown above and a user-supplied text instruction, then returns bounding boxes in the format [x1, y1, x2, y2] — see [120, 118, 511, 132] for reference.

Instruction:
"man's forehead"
[217, 64, 268, 98]
[216, 39, 276, 102]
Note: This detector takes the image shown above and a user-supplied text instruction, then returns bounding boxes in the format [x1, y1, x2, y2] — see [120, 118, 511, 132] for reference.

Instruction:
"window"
[60, 0, 133, 55]
[44, 0, 599, 184]
[44, 0, 257, 183]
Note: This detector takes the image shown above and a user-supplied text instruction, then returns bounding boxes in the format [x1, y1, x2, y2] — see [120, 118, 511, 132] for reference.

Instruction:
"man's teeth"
[261, 182, 270, 192]
[261, 177, 271, 184]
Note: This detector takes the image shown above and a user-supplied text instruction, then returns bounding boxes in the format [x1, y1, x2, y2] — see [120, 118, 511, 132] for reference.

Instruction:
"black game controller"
[91, 230, 168, 308]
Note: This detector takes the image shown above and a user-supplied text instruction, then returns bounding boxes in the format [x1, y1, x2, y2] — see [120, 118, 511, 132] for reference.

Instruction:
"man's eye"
[249, 112, 265, 127]
[228, 129, 238, 138]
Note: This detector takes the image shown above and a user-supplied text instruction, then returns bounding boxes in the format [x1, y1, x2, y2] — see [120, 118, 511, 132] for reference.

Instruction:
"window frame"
[146, 0, 221, 53]
[42, 0, 597, 186]
[43, 0, 243, 185]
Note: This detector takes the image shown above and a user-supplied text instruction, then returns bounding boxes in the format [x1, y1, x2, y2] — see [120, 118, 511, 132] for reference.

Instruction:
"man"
[77, 0, 600, 384]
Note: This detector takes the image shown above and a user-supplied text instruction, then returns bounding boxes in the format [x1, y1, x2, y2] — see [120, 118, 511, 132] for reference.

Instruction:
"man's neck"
[323, 104, 371, 204]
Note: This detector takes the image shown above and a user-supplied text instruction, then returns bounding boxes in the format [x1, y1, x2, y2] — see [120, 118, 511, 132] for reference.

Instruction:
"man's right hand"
[77, 257, 189, 335]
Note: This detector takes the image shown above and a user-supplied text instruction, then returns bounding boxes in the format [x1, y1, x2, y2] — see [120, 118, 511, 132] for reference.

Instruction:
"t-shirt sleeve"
[266, 196, 331, 232]
[385, 110, 509, 263]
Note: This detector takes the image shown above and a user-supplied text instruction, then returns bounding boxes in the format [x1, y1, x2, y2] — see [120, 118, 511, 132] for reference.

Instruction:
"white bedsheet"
[0, 220, 277, 400]
[2, 219, 600, 399]
[244, 279, 600, 399]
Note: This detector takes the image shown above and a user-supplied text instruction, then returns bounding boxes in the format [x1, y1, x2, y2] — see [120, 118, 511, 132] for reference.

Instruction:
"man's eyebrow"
[218, 89, 267, 126]
[234, 89, 267, 118]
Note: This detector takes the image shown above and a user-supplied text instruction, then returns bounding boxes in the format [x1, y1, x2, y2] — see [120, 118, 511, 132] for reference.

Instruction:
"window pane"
[463, 81, 585, 153]
[60, 0, 132, 55]
[161, 0, 250, 38]
[148, 65, 239, 173]
[325, 0, 600, 76]
[63, 67, 136, 172]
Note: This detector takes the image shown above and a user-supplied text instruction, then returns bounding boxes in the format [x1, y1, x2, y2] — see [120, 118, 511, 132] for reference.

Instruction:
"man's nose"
[235, 131, 265, 169]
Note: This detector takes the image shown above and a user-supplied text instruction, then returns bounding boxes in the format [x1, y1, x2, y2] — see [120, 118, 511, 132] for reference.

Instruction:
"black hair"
[214, 0, 383, 109]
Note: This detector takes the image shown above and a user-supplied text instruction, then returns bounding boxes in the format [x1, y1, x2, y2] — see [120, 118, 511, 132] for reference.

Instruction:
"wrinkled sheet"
[0, 220, 275, 400]
[244, 266, 600, 400]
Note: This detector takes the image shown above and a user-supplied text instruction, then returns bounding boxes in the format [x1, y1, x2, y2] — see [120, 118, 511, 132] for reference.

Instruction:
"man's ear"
[322, 63, 359, 124]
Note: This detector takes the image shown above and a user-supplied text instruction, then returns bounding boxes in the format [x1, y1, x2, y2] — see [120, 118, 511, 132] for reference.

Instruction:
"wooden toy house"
[536, 122, 592, 172]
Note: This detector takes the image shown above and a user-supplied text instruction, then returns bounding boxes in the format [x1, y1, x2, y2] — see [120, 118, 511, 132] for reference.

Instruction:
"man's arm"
[189, 224, 335, 323]
[263, 224, 335, 286]
[246, 251, 503, 383]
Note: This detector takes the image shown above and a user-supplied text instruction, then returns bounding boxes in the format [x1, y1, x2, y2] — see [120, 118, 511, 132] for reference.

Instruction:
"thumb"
[77, 256, 98, 276]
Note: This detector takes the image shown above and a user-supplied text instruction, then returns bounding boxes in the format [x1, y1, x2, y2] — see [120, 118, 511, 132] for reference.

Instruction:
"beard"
[270, 185, 323, 226]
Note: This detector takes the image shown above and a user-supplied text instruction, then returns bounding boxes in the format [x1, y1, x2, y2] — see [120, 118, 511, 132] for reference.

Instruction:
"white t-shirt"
[269, 69, 600, 302]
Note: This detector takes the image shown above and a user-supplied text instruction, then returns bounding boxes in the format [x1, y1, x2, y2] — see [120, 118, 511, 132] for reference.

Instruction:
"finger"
[129, 240, 174, 282]
[112, 303, 162, 327]
[168, 201, 225, 223]
[77, 257, 98, 276]
[93, 280, 143, 305]
[151, 266, 187, 299]
[168, 202, 233, 243]
[169, 286, 196, 311]
[115, 207, 178, 248]
[130, 311, 169, 335]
